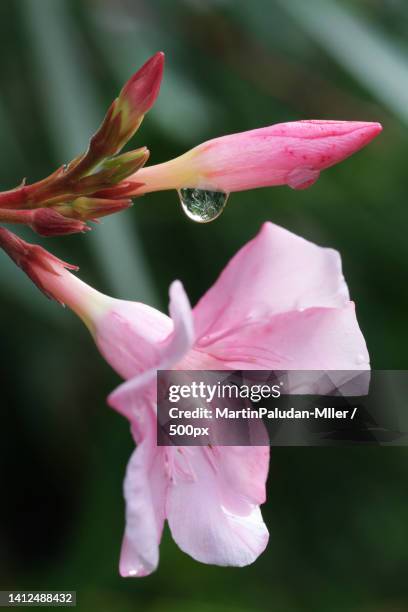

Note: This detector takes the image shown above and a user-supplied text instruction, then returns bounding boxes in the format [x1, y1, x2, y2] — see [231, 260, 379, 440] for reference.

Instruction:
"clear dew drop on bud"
[178, 188, 229, 223]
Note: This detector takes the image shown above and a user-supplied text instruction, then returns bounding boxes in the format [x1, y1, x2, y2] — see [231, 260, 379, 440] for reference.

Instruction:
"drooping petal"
[110, 393, 167, 578]
[166, 445, 269, 567]
[193, 222, 350, 343]
[133, 120, 382, 194]
[119, 444, 166, 577]
[108, 281, 194, 405]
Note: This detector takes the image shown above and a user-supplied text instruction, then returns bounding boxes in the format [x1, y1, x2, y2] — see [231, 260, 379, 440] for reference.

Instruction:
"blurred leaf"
[0, 101, 65, 321]
[19, 0, 158, 304]
[0, 100, 26, 176]
[279, 0, 408, 124]
[87, 2, 220, 147]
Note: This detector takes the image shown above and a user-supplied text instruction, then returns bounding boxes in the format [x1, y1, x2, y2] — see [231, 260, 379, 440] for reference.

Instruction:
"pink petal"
[167, 280, 195, 362]
[215, 446, 269, 505]
[112, 395, 166, 578]
[108, 281, 194, 407]
[194, 304, 369, 370]
[193, 222, 350, 343]
[119, 446, 166, 577]
[166, 446, 269, 567]
[96, 300, 172, 380]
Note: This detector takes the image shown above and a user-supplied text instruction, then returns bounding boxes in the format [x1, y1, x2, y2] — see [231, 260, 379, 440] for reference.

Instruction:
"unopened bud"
[56, 197, 133, 221]
[133, 120, 383, 195]
[29, 208, 90, 236]
[91, 181, 144, 199]
[0, 227, 77, 302]
[72, 147, 149, 193]
[115, 52, 164, 141]
[87, 52, 164, 161]
[100, 148, 149, 183]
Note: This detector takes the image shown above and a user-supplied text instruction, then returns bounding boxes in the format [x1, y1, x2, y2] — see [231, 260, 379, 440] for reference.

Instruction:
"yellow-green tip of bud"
[101, 147, 149, 182]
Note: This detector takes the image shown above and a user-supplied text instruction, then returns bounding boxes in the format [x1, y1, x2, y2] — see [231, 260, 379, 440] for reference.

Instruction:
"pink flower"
[131, 120, 382, 194]
[1, 223, 369, 575]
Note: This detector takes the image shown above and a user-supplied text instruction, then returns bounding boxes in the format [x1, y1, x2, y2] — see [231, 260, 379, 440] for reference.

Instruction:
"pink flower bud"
[117, 52, 165, 120]
[29, 208, 90, 236]
[82, 53, 164, 163]
[109, 52, 164, 153]
[132, 120, 382, 194]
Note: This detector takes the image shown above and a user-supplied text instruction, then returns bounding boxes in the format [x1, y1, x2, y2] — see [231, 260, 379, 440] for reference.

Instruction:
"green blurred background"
[1, 0, 407, 610]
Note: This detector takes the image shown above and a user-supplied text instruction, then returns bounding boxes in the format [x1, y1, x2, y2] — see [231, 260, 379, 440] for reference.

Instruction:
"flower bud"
[56, 197, 133, 221]
[100, 148, 150, 183]
[131, 120, 382, 194]
[70, 147, 148, 195]
[115, 52, 164, 138]
[0, 227, 77, 302]
[91, 181, 143, 199]
[88, 53, 164, 160]
[29, 208, 90, 236]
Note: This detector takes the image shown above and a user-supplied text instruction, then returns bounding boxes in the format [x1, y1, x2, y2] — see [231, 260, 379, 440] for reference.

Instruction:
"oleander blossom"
[8, 222, 370, 576]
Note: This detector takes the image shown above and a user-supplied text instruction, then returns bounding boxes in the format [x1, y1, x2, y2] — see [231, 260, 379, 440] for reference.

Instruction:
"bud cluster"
[0, 52, 164, 238]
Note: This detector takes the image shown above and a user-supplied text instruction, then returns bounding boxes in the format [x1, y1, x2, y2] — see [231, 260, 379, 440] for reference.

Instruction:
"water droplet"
[178, 187, 229, 223]
[287, 167, 320, 190]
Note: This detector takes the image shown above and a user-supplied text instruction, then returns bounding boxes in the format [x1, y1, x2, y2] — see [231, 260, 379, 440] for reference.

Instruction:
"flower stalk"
[0, 207, 90, 236]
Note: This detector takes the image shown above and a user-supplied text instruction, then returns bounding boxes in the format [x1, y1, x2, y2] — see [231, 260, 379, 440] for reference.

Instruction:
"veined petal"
[195, 303, 369, 371]
[193, 222, 350, 343]
[166, 446, 269, 567]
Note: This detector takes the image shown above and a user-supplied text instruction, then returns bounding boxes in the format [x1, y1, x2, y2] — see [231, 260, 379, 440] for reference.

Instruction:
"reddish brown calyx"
[0, 227, 77, 301]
